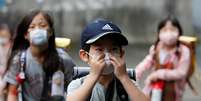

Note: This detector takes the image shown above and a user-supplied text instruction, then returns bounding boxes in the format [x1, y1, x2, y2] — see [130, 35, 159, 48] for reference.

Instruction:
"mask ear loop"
[85, 52, 94, 59]
[83, 52, 90, 65]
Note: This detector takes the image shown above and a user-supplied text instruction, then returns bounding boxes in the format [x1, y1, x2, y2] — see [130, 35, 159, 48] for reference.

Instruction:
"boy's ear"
[79, 49, 89, 62]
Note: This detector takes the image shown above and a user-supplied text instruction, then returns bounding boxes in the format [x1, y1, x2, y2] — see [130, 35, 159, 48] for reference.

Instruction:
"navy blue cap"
[81, 19, 128, 48]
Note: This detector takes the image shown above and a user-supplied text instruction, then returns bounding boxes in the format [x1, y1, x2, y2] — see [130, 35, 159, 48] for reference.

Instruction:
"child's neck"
[30, 46, 46, 63]
[160, 42, 177, 51]
[98, 74, 113, 89]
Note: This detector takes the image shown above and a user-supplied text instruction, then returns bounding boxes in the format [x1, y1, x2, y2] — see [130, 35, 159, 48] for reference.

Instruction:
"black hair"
[7, 10, 63, 76]
[154, 16, 183, 55]
[82, 44, 90, 52]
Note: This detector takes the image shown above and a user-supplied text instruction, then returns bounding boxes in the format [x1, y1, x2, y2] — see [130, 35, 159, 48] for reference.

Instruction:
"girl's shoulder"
[56, 48, 75, 66]
[56, 48, 72, 60]
[179, 44, 190, 55]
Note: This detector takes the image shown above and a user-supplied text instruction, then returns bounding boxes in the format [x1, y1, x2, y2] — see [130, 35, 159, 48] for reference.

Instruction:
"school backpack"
[179, 36, 198, 94]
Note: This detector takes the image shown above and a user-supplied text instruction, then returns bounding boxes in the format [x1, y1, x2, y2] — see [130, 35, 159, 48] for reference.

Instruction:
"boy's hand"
[110, 54, 128, 80]
[88, 53, 106, 78]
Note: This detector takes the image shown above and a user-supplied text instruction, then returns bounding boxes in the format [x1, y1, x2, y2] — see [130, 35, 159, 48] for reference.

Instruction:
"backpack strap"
[115, 77, 129, 101]
[17, 50, 26, 101]
[20, 51, 26, 73]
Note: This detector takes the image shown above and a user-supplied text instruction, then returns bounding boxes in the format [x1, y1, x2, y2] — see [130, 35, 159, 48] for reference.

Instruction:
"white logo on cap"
[102, 24, 113, 30]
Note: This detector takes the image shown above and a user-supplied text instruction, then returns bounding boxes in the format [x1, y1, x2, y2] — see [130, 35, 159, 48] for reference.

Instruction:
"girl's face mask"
[28, 13, 51, 48]
[159, 31, 179, 46]
[0, 29, 11, 46]
[29, 28, 48, 46]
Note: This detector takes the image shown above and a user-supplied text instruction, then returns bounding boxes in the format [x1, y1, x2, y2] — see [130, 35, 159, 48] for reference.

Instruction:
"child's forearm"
[7, 85, 18, 101]
[136, 55, 154, 80]
[119, 75, 150, 101]
[66, 73, 99, 101]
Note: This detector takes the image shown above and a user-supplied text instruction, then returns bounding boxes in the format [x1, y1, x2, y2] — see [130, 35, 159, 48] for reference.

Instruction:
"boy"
[67, 19, 148, 101]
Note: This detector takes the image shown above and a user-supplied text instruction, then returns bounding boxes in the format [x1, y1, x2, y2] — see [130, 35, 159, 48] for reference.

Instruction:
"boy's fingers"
[99, 59, 105, 66]
[110, 59, 119, 68]
[90, 54, 104, 64]
[94, 53, 105, 61]
[110, 56, 122, 67]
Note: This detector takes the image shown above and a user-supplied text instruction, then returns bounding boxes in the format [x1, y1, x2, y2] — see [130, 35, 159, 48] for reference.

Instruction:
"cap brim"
[86, 31, 128, 45]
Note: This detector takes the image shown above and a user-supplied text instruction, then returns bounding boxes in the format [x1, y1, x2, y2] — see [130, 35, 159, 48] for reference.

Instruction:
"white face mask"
[87, 49, 114, 75]
[0, 37, 9, 45]
[29, 29, 48, 46]
[159, 31, 179, 46]
[102, 51, 114, 75]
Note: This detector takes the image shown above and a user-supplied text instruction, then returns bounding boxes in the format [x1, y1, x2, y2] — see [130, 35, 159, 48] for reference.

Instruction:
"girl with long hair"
[135, 16, 191, 101]
[4, 10, 75, 101]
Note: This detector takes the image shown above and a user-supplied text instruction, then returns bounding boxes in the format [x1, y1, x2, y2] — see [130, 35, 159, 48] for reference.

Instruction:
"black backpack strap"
[115, 77, 129, 101]
[105, 78, 115, 101]
[41, 74, 52, 101]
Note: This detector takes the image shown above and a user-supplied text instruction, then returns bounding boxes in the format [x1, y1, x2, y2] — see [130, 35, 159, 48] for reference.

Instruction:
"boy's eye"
[112, 47, 118, 51]
[95, 48, 104, 52]
[111, 47, 120, 54]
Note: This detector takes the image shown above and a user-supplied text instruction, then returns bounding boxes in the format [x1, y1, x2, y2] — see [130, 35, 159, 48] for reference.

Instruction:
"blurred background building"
[0, 0, 195, 43]
[0, 0, 201, 100]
